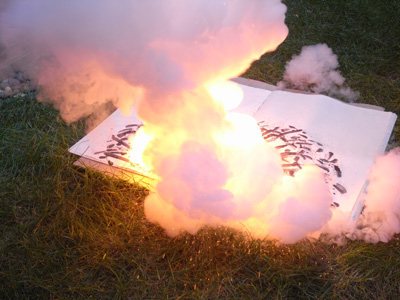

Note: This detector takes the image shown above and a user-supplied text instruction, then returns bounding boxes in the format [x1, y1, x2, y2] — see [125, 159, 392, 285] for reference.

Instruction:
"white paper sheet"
[68, 108, 150, 174]
[253, 90, 397, 219]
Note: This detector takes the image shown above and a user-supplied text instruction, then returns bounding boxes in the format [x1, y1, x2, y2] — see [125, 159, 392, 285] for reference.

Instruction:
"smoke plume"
[2, 1, 399, 244]
[277, 43, 359, 102]
[319, 147, 400, 244]
[0, 0, 288, 123]
[351, 148, 400, 243]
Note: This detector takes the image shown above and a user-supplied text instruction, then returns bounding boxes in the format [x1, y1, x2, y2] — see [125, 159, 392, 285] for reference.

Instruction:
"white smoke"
[351, 148, 400, 243]
[320, 148, 400, 244]
[277, 43, 359, 102]
[0, 0, 288, 123]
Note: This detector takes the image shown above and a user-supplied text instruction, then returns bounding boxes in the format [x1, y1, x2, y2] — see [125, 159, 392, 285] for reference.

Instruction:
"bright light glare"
[206, 80, 244, 111]
[127, 127, 154, 168]
[222, 112, 264, 147]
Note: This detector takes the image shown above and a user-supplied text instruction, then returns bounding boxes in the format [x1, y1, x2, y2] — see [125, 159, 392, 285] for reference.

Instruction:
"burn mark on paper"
[93, 120, 346, 208]
[94, 122, 149, 173]
[258, 122, 347, 207]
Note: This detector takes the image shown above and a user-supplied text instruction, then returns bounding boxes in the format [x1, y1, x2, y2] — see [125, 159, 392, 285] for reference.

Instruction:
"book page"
[252, 90, 397, 218]
[68, 108, 155, 178]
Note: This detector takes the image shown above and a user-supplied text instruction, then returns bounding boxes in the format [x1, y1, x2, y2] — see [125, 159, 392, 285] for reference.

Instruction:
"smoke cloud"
[2, 1, 399, 244]
[0, 0, 288, 123]
[351, 148, 400, 243]
[319, 147, 400, 244]
[277, 43, 359, 102]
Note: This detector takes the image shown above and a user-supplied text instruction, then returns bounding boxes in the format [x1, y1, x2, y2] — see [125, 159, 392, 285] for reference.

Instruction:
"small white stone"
[4, 86, 12, 96]
[1, 80, 9, 89]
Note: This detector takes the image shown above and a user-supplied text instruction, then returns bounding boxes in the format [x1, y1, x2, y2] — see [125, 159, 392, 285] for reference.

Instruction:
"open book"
[69, 77, 397, 223]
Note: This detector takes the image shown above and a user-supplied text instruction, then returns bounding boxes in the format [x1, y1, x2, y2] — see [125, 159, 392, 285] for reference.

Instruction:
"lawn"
[1, 1, 400, 299]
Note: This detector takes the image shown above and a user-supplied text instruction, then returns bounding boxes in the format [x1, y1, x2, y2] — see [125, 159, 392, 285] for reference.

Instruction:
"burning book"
[69, 77, 397, 226]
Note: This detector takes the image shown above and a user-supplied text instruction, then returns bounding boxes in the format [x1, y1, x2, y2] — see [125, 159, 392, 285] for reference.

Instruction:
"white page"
[68, 108, 150, 174]
[253, 90, 397, 217]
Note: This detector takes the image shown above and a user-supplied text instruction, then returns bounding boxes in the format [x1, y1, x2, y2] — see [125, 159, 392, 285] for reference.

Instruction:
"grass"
[1, 1, 400, 299]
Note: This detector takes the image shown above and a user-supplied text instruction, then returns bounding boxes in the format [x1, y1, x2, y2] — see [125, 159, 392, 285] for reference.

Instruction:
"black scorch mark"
[96, 123, 143, 165]
[258, 122, 347, 207]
